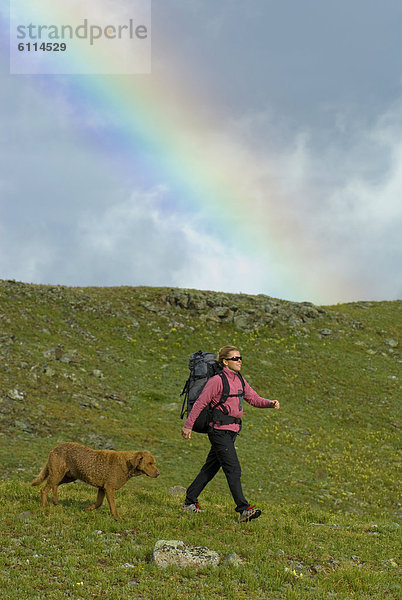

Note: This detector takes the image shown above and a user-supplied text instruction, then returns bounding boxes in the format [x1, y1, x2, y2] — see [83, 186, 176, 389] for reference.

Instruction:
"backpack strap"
[180, 377, 190, 419]
[237, 372, 245, 394]
[211, 372, 245, 427]
[215, 372, 244, 412]
[217, 371, 230, 409]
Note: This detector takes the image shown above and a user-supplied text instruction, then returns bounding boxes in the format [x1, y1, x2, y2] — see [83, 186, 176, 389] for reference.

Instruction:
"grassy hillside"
[0, 280, 400, 599]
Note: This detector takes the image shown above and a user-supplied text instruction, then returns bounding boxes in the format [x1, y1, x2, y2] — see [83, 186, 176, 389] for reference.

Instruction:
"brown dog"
[31, 442, 160, 519]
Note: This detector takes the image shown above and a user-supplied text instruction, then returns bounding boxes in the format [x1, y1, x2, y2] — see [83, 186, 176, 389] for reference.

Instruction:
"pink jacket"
[184, 367, 273, 432]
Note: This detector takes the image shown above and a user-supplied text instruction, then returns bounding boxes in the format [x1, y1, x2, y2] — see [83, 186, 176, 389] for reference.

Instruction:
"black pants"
[185, 430, 249, 513]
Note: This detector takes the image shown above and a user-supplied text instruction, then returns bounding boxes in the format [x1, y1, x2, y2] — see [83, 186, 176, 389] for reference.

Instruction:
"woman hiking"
[181, 345, 280, 522]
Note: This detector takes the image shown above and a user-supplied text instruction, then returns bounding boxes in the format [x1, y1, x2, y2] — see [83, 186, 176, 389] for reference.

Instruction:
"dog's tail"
[31, 464, 49, 486]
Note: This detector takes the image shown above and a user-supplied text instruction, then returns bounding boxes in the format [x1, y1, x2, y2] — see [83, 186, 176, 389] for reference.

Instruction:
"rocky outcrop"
[165, 288, 326, 331]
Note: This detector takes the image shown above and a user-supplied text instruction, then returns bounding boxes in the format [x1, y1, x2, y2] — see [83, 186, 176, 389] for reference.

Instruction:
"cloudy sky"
[0, 0, 401, 305]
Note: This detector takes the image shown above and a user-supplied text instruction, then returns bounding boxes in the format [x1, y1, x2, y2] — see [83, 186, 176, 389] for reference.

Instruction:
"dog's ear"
[127, 453, 144, 473]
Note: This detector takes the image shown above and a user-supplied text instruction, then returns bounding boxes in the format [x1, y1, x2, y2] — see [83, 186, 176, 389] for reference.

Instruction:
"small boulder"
[168, 486, 186, 496]
[385, 338, 398, 348]
[153, 540, 220, 568]
[224, 552, 244, 567]
[7, 389, 24, 400]
[43, 366, 55, 377]
[17, 511, 33, 521]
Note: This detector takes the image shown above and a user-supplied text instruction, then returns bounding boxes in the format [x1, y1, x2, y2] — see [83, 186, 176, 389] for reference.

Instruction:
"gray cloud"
[0, 1, 401, 303]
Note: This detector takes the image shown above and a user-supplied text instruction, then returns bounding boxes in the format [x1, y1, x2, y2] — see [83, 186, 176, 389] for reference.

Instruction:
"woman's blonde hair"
[216, 345, 239, 364]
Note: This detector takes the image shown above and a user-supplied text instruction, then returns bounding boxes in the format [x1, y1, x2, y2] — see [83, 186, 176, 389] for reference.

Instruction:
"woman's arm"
[243, 378, 280, 409]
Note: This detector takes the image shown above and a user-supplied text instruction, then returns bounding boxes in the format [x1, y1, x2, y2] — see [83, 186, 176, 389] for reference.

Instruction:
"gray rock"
[43, 366, 55, 377]
[60, 350, 82, 364]
[385, 338, 398, 348]
[7, 389, 24, 400]
[288, 316, 303, 327]
[224, 553, 244, 567]
[234, 314, 255, 331]
[17, 511, 33, 521]
[153, 540, 220, 568]
[140, 301, 161, 313]
[188, 294, 207, 311]
[207, 306, 234, 321]
[299, 305, 320, 319]
[168, 485, 186, 496]
[14, 419, 32, 433]
[79, 433, 115, 449]
[166, 290, 190, 308]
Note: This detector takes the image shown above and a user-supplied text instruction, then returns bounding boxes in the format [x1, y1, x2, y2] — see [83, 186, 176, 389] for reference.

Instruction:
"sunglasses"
[227, 356, 242, 362]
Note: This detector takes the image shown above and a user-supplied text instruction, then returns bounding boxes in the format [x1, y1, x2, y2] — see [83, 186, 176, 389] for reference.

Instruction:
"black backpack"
[180, 350, 245, 433]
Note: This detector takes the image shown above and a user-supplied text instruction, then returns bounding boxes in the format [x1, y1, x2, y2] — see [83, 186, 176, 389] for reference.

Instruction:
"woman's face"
[223, 351, 242, 372]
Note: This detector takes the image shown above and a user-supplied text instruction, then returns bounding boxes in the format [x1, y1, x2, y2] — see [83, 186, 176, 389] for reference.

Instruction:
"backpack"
[180, 350, 245, 433]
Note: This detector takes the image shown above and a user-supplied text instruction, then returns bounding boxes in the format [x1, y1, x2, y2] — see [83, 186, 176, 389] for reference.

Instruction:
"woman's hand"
[270, 400, 280, 410]
[181, 427, 192, 439]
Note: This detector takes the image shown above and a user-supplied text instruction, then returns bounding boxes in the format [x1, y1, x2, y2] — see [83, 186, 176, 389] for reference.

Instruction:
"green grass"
[0, 281, 400, 599]
[0, 481, 400, 599]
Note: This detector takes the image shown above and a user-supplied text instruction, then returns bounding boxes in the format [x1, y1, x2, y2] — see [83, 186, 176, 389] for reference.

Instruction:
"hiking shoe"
[181, 503, 204, 513]
[239, 505, 261, 522]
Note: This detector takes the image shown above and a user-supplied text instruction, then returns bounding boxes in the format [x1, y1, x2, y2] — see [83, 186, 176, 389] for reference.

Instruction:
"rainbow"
[3, 0, 365, 303]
